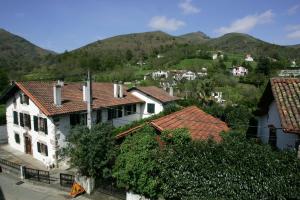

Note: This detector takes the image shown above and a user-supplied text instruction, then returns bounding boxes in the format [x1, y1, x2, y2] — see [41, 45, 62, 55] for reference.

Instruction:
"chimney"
[113, 81, 118, 98]
[169, 86, 174, 96]
[83, 83, 88, 102]
[53, 83, 62, 106]
[86, 70, 93, 129]
[118, 81, 123, 98]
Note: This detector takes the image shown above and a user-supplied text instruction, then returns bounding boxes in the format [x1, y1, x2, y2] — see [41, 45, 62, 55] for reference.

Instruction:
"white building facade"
[231, 66, 248, 76]
[1, 82, 178, 167]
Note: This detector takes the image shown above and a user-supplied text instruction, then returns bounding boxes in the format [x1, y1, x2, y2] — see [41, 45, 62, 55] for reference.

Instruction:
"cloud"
[216, 10, 274, 35]
[286, 24, 300, 39]
[148, 16, 185, 31]
[179, 0, 200, 14]
[287, 30, 300, 39]
[287, 5, 300, 15]
[285, 24, 300, 31]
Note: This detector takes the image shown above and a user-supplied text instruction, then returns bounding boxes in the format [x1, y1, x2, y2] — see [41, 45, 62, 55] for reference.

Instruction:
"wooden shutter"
[19, 113, 24, 127]
[45, 145, 48, 156]
[37, 142, 41, 153]
[13, 111, 19, 125]
[34, 116, 39, 131]
[44, 119, 48, 135]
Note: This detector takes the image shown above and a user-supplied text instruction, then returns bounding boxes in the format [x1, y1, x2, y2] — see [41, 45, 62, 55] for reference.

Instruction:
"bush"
[113, 125, 160, 198]
[158, 131, 300, 199]
[61, 123, 116, 179]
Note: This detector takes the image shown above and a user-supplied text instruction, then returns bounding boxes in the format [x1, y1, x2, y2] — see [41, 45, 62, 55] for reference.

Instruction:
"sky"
[1, 0, 300, 53]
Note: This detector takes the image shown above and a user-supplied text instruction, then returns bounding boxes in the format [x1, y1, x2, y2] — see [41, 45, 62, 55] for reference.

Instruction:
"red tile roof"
[266, 78, 300, 134]
[128, 86, 179, 103]
[14, 81, 144, 116]
[116, 106, 229, 142]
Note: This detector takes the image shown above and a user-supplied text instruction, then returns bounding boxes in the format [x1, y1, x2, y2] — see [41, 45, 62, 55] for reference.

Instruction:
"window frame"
[37, 142, 48, 156]
[13, 111, 19, 125]
[147, 103, 155, 114]
[14, 132, 20, 144]
[34, 116, 48, 134]
[70, 113, 87, 127]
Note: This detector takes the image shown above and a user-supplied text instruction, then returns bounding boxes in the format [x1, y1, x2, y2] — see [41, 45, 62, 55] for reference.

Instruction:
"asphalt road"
[0, 173, 89, 200]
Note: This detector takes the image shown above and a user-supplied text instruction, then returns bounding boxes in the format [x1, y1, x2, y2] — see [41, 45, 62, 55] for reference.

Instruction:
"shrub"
[158, 131, 300, 199]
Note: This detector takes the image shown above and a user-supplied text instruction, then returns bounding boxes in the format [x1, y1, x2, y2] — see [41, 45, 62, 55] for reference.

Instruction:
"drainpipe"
[87, 70, 93, 130]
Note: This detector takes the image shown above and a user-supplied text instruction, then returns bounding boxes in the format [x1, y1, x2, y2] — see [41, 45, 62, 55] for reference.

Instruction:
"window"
[108, 108, 115, 121]
[147, 103, 155, 114]
[14, 133, 20, 144]
[96, 110, 102, 124]
[70, 113, 87, 126]
[37, 142, 48, 156]
[268, 126, 277, 148]
[13, 111, 19, 125]
[117, 106, 123, 118]
[124, 104, 137, 116]
[20, 93, 29, 105]
[24, 114, 31, 129]
[34, 116, 48, 134]
[19, 113, 30, 129]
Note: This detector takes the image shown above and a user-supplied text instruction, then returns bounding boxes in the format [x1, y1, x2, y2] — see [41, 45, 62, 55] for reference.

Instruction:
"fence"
[0, 157, 21, 175]
[24, 167, 50, 184]
[60, 173, 74, 187]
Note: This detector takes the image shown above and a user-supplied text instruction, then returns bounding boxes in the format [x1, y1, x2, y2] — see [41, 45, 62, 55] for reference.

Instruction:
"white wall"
[0, 125, 8, 144]
[257, 101, 299, 150]
[126, 192, 150, 200]
[130, 90, 164, 119]
[6, 91, 56, 167]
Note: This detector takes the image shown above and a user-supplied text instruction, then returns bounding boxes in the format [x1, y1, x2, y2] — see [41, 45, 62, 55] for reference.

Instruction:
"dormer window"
[20, 93, 29, 105]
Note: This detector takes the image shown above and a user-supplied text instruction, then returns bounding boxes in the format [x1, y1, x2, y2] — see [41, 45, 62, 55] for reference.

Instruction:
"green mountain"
[0, 28, 54, 73]
[179, 31, 210, 43]
[204, 33, 300, 58]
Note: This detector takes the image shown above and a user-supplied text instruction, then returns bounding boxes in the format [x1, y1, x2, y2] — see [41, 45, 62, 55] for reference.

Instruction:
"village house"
[255, 78, 300, 150]
[212, 51, 224, 60]
[116, 106, 229, 142]
[151, 70, 169, 80]
[0, 81, 178, 167]
[231, 66, 248, 76]
[211, 92, 226, 104]
[245, 54, 254, 62]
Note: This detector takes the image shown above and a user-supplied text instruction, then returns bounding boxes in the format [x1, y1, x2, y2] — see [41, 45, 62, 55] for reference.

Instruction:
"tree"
[113, 125, 160, 198]
[0, 68, 9, 93]
[126, 49, 133, 61]
[256, 56, 271, 76]
[61, 123, 116, 179]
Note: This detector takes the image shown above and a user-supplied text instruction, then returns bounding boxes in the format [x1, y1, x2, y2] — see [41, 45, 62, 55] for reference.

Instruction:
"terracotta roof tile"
[151, 106, 229, 142]
[15, 81, 144, 116]
[128, 86, 179, 103]
[270, 78, 300, 134]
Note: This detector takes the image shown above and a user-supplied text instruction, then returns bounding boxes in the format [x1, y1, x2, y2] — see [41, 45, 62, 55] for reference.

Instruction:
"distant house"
[0, 81, 178, 167]
[212, 51, 224, 60]
[181, 71, 197, 80]
[245, 54, 254, 62]
[255, 78, 300, 150]
[157, 54, 164, 59]
[116, 106, 229, 142]
[211, 92, 226, 104]
[231, 66, 248, 76]
[151, 70, 169, 80]
[291, 60, 297, 68]
[278, 69, 300, 77]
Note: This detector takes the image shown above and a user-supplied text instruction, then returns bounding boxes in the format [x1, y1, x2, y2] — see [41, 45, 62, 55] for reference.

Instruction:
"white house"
[211, 92, 226, 104]
[255, 78, 300, 150]
[212, 52, 224, 60]
[151, 70, 169, 80]
[291, 60, 297, 68]
[231, 66, 248, 76]
[245, 54, 254, 62]
[0, 81, 178, 167]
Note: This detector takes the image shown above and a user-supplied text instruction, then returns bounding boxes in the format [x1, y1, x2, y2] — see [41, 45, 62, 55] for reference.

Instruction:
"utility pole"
[87, 70, 93, 129]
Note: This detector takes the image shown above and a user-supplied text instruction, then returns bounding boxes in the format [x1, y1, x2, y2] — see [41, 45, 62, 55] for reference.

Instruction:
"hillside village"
[0, 27, 300, 200]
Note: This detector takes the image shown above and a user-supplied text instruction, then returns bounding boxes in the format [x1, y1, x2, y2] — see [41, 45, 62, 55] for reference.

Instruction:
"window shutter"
[19, 113, 24, 127]
[45, 145, 48, 156]
[44, 119, 48, 135]
[20, 94, 23, 104]
[34, 116, 38, 131]
[13, 111, 19, 125]
[27, 114, 31, 130]
[37, 142, 41, 153]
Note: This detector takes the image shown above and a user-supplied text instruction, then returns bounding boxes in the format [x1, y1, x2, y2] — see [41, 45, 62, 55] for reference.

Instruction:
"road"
[0, 173, 89, 200]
